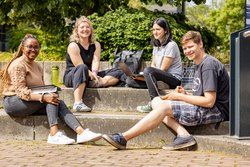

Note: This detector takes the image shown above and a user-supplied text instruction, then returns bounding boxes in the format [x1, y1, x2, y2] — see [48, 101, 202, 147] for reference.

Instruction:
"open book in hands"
[30, 85, 61, 94]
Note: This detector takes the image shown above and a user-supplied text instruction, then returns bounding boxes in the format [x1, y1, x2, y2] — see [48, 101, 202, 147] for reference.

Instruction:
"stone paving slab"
[0, 140, 249, 167]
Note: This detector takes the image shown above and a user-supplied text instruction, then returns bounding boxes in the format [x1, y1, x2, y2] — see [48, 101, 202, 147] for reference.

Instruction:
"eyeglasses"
[24, 45, 40, 51]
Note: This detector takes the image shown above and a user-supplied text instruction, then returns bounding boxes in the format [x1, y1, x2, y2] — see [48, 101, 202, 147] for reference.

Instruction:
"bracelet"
[92, 69, 98, 74]
[39, 93, 44, 103]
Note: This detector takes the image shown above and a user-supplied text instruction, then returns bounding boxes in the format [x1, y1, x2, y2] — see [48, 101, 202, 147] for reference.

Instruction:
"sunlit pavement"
[0, 140, 250, 167]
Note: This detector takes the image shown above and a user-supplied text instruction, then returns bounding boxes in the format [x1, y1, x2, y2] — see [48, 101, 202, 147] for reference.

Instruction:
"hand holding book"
[30, 85, 61, 94]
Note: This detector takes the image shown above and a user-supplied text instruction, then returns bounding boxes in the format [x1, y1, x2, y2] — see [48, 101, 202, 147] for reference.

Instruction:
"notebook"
[30, 85, 61, 94]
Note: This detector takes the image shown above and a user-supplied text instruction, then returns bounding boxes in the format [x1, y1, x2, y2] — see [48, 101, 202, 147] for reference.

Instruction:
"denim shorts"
[171, 101, 224, 126]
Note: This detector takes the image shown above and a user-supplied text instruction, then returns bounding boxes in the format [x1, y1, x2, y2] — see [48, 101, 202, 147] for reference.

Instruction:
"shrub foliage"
[89, 7, 220, 62]
[3, 7, 220, 62]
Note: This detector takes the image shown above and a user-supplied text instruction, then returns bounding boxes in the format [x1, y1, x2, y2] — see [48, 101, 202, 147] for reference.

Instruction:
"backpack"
[113, 48, 144, 74]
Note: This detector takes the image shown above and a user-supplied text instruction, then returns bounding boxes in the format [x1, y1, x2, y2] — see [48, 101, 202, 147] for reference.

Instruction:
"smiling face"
[22, 38, 40, 61]
[181, 31, 206, 64]
[152, 23, 166, 42]
[77, 21, 92, 40]
[182, 40, 204, 63]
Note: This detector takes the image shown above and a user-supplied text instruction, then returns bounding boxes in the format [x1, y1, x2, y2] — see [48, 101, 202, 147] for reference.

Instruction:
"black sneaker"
[162, 135, 196, 150]
[102, 133, 127, 150]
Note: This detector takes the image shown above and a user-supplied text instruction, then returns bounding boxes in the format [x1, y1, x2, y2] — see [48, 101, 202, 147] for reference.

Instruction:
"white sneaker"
[47, 131, 75, 145]
[73, 102, 91, 112]
[77, 128, 102, 144]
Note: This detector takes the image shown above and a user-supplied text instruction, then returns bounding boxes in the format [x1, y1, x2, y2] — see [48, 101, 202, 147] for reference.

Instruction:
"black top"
[193, 55, 229, 121]
[65, 42, 96, 71]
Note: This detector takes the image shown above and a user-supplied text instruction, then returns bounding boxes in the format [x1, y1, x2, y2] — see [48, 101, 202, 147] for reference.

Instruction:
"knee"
[59, 100, 66, 106]
[151, 97, 162, 109]
[58, 100, 68, 110]
[77, 64, 88, 72]
[5, 110, 18, 117]
[151, 97, 171, 110]
[5, 109, 27, 117]
[126, 77, 135, 85]
[143, 67, 154, 76]
[74, 64, 89, 79]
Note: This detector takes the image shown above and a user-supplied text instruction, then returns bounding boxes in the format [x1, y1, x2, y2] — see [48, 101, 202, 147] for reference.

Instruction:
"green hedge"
[89, 7, 220, 62]
[6, 24, 68, 61]
[2, 7, 220, 62]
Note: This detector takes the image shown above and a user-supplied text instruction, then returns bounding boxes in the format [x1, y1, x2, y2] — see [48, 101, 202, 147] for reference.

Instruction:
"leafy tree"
[0, 0, 130, 35]
[0, 0, 207, 35]
[185, 0, 244, 63]
[1, 6, 219, 62]
[205, 0, 245, 52]
[186, 4, 210, 27]
[7, 24, 68, 61]
[140, 0, 206, 6]
[89, 7, 219, 61]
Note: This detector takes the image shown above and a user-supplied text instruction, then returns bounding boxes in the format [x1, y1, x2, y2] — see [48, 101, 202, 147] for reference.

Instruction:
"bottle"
[51, 66, 59, 86]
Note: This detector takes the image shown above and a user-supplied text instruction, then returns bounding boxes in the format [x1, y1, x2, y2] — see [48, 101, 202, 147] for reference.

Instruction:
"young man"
[102, 31, 229, 150]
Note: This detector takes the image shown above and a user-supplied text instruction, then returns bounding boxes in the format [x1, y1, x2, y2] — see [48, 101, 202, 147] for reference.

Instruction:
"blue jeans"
[3, 96, 81, 131]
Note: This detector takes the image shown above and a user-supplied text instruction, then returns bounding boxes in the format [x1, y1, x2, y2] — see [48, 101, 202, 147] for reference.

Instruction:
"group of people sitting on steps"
[0, 16, 229, 151]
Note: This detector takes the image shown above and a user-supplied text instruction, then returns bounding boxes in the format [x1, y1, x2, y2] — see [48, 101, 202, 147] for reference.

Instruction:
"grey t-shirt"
[153, 40, 182, 80]
[192, 55, 229, 121]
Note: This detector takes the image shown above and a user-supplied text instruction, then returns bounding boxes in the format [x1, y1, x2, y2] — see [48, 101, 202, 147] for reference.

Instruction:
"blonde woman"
[0, 34, 102, 145]
[63, 16, 126, 112]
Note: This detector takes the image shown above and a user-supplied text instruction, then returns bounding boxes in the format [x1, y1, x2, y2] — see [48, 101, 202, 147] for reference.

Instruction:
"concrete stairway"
[1, 85, 250, 156]
[1, 61, 248, 157]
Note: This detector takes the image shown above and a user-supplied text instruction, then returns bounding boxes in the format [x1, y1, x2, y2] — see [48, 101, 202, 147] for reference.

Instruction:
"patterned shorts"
[171, 101, 224, 126]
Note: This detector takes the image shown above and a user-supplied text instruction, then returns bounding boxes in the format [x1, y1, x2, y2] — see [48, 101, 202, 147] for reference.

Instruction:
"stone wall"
[0, 61, 230, 85]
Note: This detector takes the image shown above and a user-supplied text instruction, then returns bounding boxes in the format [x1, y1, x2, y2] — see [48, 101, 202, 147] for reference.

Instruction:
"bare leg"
[50, 125, 59, 136]
[122, 100, 172, 141]
[74, 83, 86, 103]
[102, 97, 195, 150]
[151, 97, 190, 136]
[162, 116, 190, 136]
[122, 96, 190, 141]
[99, 76, 119, 87]
[75, 126, 84, 135]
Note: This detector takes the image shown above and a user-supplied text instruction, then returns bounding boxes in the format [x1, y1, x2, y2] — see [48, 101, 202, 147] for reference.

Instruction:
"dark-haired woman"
[136, 17, 182, 113]
[0, 34, 102, 145]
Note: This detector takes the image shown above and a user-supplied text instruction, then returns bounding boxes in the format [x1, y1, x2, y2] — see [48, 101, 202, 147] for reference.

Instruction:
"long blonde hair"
[69, 16, 95, 44]
[0, 34, 39, 96]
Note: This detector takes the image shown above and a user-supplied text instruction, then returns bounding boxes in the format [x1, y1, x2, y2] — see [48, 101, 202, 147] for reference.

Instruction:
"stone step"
[60, 87, 153, 112]
[0, 87, 154, 111]
[0, 110, 229, 141]
[1, 85, 172, 111]
[0, 110, 250, 156]
[0, 60, 229, 110]
[1, 109, 249, 156]
[0, 61, 241, 156]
